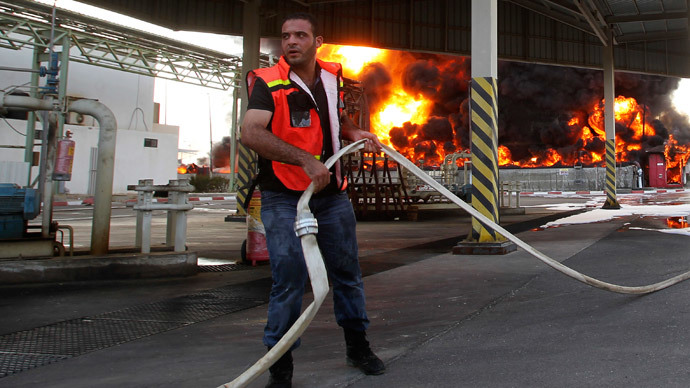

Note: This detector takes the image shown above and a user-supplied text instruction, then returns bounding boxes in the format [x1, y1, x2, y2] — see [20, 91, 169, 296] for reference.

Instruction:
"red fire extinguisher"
[53, 131, 75, 181]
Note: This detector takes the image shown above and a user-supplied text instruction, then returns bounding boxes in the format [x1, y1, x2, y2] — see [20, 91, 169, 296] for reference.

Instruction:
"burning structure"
[180, 44, 689, 215]
[318, 44, 690, 189]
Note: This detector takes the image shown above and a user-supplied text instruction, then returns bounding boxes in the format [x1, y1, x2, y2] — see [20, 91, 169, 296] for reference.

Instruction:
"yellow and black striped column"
[454, 0, 514, 255]
[469, 77, 501, 242]
[602, 139, 621, 209]
[601, 27, 620, 210]
[453, 77, 515, 255]
[235, 142, 257, 216]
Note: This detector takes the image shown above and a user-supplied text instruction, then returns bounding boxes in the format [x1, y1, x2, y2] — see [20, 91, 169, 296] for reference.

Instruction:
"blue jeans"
[260, 190, 369, 350]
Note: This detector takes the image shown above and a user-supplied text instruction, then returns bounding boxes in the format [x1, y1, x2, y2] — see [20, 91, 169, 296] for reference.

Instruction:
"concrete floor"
[2, 192, 689, 387]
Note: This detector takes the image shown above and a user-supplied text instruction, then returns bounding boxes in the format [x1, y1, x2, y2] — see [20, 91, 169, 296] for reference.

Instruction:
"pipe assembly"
[0, 93, 118, 255]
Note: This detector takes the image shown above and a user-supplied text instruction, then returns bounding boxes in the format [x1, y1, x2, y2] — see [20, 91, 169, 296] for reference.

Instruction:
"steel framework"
[0, 0, 256, 90]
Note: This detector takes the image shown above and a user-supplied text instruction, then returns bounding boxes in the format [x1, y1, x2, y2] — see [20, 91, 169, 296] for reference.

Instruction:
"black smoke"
[211, 136, 232, 168]
[498, 61, 688, 166]
[359, 52, 689, 167]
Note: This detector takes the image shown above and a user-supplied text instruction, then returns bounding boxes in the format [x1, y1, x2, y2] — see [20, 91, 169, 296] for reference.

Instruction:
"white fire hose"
[220, 140, 690, 388]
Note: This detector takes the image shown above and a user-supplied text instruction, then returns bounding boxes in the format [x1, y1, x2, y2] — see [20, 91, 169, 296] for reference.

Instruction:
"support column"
[234, 0, 262, 216]
[41, 112, 59, 238]
[24, 46, 43, 186]
[602, 27, 621, 209]
[229, 87, 239, 192]
[56, 36, 70, 194]
[454, 0, 516, 255]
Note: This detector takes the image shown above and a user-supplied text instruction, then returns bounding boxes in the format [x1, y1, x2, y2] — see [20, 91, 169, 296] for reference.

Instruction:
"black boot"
[344, 328, 386, 375]
[266, 349, 293, 388]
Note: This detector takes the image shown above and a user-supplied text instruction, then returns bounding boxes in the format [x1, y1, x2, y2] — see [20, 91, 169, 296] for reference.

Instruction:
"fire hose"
[220, 139, 690, 388]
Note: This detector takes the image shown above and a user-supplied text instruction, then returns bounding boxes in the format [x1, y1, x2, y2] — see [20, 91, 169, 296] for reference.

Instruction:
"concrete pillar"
[471, 0, 497, 79]
[235, 0, 262, 215]
[241, 0, 261, 119]
[454, 0, 516, 255]
[602, 27, 621, 209]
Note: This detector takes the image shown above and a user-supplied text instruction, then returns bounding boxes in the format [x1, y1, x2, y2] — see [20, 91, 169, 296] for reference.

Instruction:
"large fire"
[317, 44, 690, 185]
[318, 44, 434, 147]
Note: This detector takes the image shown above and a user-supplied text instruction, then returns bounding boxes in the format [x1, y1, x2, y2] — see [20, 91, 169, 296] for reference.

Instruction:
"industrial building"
[1, 48, 179, 194]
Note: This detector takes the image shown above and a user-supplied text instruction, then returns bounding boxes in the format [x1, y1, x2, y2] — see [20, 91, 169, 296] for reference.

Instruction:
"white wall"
[67, 60, 155, 132]
[1, 47, 179, 194]
[66, 124, 178, 194]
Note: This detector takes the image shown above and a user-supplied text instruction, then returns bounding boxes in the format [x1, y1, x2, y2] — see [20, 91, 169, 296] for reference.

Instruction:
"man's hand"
[349, 129, 383, 153]
[300, 156, 331, 193]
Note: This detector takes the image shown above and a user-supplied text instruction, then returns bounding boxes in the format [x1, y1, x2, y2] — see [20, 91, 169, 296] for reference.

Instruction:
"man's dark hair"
[281, 12, 319, 36]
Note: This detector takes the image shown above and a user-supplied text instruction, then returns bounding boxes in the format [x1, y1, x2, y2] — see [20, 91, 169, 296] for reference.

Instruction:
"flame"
[498, 145, 512, 166]
[665, 134, 690, 184]
[315, 43, 688, 186]
[666, 216, 689, 229]
[178, 163, 204, 174]
[319, 44, 434, 147]
[318, 44, 386, 77]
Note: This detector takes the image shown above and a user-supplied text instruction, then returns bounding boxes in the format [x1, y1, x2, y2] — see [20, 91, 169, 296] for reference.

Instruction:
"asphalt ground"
[1, 193, 689, 387]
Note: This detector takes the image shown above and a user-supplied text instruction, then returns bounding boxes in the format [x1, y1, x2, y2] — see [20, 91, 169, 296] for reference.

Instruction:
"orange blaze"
[317, 44, 687, 181]
[666, 216, 689, 229]
[318, 44, 445, 162]
[498, 145, 512, 166]
[665, 134, 690, 184]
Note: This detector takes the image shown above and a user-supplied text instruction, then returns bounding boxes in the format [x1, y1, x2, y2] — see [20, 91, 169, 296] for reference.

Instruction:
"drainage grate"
[198, 263, 252, 272]
[0, 354, 68, 377]
[0, 277, 271, 378]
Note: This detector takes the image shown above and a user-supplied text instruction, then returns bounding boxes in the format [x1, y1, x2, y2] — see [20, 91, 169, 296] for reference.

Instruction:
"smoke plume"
[358, 51, 689, 168]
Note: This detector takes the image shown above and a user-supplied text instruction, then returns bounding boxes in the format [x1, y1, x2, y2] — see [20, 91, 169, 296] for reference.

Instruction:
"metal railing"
[499, 181, 522, 208]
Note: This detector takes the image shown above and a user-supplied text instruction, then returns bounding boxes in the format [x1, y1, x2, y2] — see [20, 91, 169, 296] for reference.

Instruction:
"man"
[241, 12, 385, 388]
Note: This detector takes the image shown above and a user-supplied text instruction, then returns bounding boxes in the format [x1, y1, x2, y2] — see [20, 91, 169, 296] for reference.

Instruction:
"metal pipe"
[0, 66, 43, 73]
[57, 224, 74, 256]
[2, 94, 118, 253]
[133, 203, 194, 211]
[68, 99, 118, 255]
[0, 94, 56, 111]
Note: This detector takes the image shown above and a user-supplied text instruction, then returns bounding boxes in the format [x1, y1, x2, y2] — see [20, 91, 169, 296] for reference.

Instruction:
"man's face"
[281, 18, 322, 68]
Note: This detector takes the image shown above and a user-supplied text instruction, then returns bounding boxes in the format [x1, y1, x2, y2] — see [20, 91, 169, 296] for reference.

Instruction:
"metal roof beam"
[585, 0, 608, 27]
[505, 0, 595, 35]
[606, 11, 688, 24]
[573, 0, 609, 45]
[0, 0, 261, 90]
[615, 29, 689, 43]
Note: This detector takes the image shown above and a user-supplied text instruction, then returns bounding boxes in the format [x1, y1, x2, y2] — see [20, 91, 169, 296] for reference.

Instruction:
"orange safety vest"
[247, 57, 346, 191]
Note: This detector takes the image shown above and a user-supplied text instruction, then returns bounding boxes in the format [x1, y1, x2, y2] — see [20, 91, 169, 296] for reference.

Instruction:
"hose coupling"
[294, 212, 318, 237]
